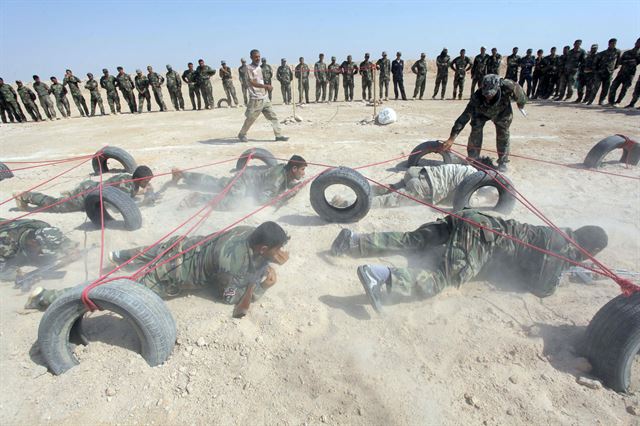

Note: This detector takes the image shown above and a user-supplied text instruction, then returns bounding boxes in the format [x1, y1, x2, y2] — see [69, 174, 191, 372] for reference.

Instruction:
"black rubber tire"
[452, 170, 517, 214]
[407, 141, 455, 167]
[310, 167, 372, 223]
[92, 146, 137, 174]
[217, 98, 229, 108]
[584, 292, 640, 393]
[0, 162, 14, 181]
[38, 279, 177, 375]
[583, 135, 640, 168]
[84, 186, 142, 231]
[235, 148, 278, 170]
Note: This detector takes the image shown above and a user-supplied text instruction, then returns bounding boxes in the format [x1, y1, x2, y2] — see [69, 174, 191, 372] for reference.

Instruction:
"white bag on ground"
[376, 107, 397, 125]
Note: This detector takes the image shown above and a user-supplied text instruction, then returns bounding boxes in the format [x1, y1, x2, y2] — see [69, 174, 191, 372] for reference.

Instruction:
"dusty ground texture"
[1, 75, 639, 426]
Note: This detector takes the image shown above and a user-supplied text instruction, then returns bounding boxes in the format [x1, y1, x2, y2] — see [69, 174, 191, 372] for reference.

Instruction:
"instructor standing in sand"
[238, 49, 289, 143]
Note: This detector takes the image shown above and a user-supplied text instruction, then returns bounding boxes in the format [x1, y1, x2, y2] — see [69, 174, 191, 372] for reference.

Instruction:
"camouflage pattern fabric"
[576, 49, 598, 102]
[84, 80, 106, 116]
[49, 82, 71, 117]
[100, 75, 121, 114]
[433, 53, 450, 99]
[587, 47, 621, 104]
[327, 62, 341, 101]
[295, 63, 310, 103]
[147, 72, 167, 111]
[166, 70, 184, 110]
[135, 75, 152, 113]
[505, 53, 521, 81]
[314, 60, 327, 102]
[450, 56, 472, 99]
[220, 66, 239, 106]
[33, 82, 56, 119]
[411, 59, 427, 99]
[182, 68, 202, 110]
[376, 57, 391, 99]
[360, 60, 373, 101]
[196, 65, 216, 108]
[63, 75, 89, 116]
[276, 65, 293, 104]
[608, 47, 639, 104]
[0, 96, 15, 123]
[261, 62, 273, 101]
[17, 86, 43, 121]
[487, 54, 502, 75]
[556, 47, 586, 99]
[518, 55, 536, 97]
[116, 73, 137, 113]
[470, 54, 489, 95]
[340, 61, 358, 101]
[0, 83, 26, 121]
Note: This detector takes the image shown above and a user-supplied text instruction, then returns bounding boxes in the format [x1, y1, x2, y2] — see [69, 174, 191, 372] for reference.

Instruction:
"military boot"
[357, 265, 390, 313]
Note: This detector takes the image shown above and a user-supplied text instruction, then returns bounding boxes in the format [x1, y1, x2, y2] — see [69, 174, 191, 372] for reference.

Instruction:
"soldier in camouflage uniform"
[48, 77, 70, 118]
[411, 53, 427, 100]
[238, 58, 249, 105]
[341, 55, 358, 102]
[531, 49, 544, 99]
[182, 62, 201, 110]
[26, 222, 291, 313]
[314, 54, 328, 102]
[625, 78, 640, 108]
[196, 59, 216, 109]
[450, 49, 472, 100]
[575, 44, 599, 103]
[63, 69, 89, 117]
[295, 57, 310, 104]
[261, 58, 274, 101]
[330, 209, 608, 312]
[32, 75, 57, 120]
[0, 95, 16, 123]
[391, 52, 407, 100]
[376, 51, 391, 101]
[14, 166, 154, 213]
[16, 81, 43, 122]
[486, 48, 502, 75]
[432, 49, 450, 100]
[443, 74, 527, 172]
[165, 65, 184, 111]
[172, 155, 307, 210]
[518, 49, 535, 97]
[84, 73, 106, 116]
[116, 67, 137, 113]
[0, 218, 77, 281]
[505, 47, 520, 81]
[608, 37, 640, 106]
[0, 78, 26, 122]
[470, 47, 489, 96]
[553, 46, 571, 99]
[100, 69, 121, 114]
[146, 66, 167, 111]
[276, 59, 293, 105]
[219, 61, 239, 107]
[360, 53, 373, 101]
[587, 38, 621, 105]
[135, 70, 152, 113]
[555, 40, 585, 101]
[538, 47, 559, 99]
[327, 56, 340, 102]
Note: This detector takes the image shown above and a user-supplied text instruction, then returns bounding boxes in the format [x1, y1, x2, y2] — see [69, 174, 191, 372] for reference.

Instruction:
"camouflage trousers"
[238, 99, 283, 138]
[587, 71, 612, 104]
[53, 95, 71, 118]
[89, 94, 106, 116]
[298, 79, 309, 103]
[433, 74, 448, 99]
[413, 75, 426, 99]
[280, 82, 292, 104]
[362, 78, 372, 101]
[4, 97, 26, 122]
[38, 95, 56, 120]
[188, 84, 202, 110]
[379, 77, 389, 100]
[71, 92, 89, 116]
[470, 76, 483, 96]
[105, 90, 121, 114]
[505, 69, 518, 82]
[452, 76, 465, 99]
[371, 167, 432, 208]
[468, 108, 513, 163]
[20, 180, 99, 213]
[222, 80, 239, 106]
[138, 91, 152, 113]
[120, 90, 137, 113]
[608, 71, 635, 105]
[151, 86, 167, 111]
[0, 100, 16, 123]
[167, 86, 184, 110]
[328, 79, 339, 102]
[343, 80, 354, 101]
[531, 72, 542, 98]
[264, 79, 273, 101]
[240, 82, 249, 105]
[22, 100, 43, 122]
[200, 80, 214, 109]
[315, 80, 327, 102]
[576, 72, 594, 102]
[629, 79, 640, 107]
[556, 71, 577, 99]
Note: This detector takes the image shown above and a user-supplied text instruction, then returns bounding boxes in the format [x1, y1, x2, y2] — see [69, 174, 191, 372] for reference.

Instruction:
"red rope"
[2, 153, 95, 164]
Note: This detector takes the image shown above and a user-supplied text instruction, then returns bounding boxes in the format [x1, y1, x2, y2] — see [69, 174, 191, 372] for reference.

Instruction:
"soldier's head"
[147, 65, 153, 72]
[330, 56, 336, 63]
[636, 38, 640, 49]
[284, 155, 307, 181]
[248, 222, 290, 263]
[65, 69, 72, 76]
[526, 48, 532, 56]
[563, 45, 570, 54]
[166, 64, 172, 71]
[537, 49, 544, 57]
[347, 55, 352, 61]
[132, 165, 154, 189]
[299, 56, 304, 64]
[24, 226, 69, 258]
[249, 50, 260, 64]
[188, 62, 194, 70]
[50, 77, 58, 83]
[198, 59, 204, 66]
[242, 56, 249, 65]
[16, 80, 23, 87]
[221, 60, 226, 67]
[590, 44, 598, 53]
[608, 38, 617, 48]
[574, 39, 582, 49]
[574, 226, 608, 258]
[460, 49, 466, 57]
[365, 53, 370, 60]
[136, 69, 142, 76]
[512, 47, 518, 54]
[86, 73, 93, 80]
[420, 52, 426, 59]
[102, 68, 109, 76]
[481, 74, 501, 101]
[491, 48, 497, 55]
[480, 46, 486, 54]
[281, 58, 287, 65]
[441, 48, 448, 56]
[117, 66, 124, 74]
[396, 51, 401, 58]
[33, 75, 40, 82]
[382, 51, 387, 58]
[261, 58, 267, 64]
[550, 46, 557, 55]
[319, 53, 324, 61]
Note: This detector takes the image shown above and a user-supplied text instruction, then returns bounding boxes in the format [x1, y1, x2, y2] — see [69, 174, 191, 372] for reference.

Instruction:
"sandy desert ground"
[1, 72, 639, 426]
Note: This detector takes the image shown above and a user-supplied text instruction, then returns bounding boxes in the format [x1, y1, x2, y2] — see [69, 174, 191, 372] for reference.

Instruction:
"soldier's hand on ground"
[272, 249, 289, 265]
[261, 266, 277, 289]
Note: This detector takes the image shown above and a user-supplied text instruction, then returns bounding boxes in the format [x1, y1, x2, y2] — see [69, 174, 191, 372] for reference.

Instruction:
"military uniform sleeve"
[501, 79, 527, 107]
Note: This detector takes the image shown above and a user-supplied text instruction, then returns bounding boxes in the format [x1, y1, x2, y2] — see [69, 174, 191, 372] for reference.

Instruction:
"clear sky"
[1, 0, 638, 82]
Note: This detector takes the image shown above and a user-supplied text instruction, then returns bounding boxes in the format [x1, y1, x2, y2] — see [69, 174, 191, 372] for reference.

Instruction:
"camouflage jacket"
[540, 54, 560, 75]
[238, 65, 248, 84]
[471, 54, 489, 77]
[84, 80, 101, 97]
[506, 54, 521, 75]
[100, 75, 119, 93]
[295, 63, 310, 80]
[314, 61, 327, 82]
[219, 164, 297, 210]
[33, 82, 51, 98]
[411, 59, 427, 77]
[487, 54, 502, 74]
[359, 60, 373, 80]
[581, 52, 598, 74]
[533, 57, 544, 76]
[376, 58, 391, 79]
[182, 69, 198, 87]
[617, 48, 640, 76]
[165, 70, 182, 88]
[595, 47, 621, 74]
[0, 218, 73, 267]
[116, 73, 135, 92]
[276, 65, 293, 84]
[450, 56, 472, 77]
[219, 66, 233, 81]
[0, 84, 18, 102]
[63, 75, 82, 95]
[147, 72, 164, 88]
[135, 75, 150, 93]
[77, 173, 138, 198]
[564, 47, 586, 72]
[16, 86, 36, 104]
[327, 63, 341, 81]
[261, 63, 273, 82]
[519, 56, 535, 76]
[340, 61, 358, 81]
[196, 65, 216, 83]
[435, 54, 450, 76]
[450, 78, 526, 137]
[49, 82, 67, 99]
